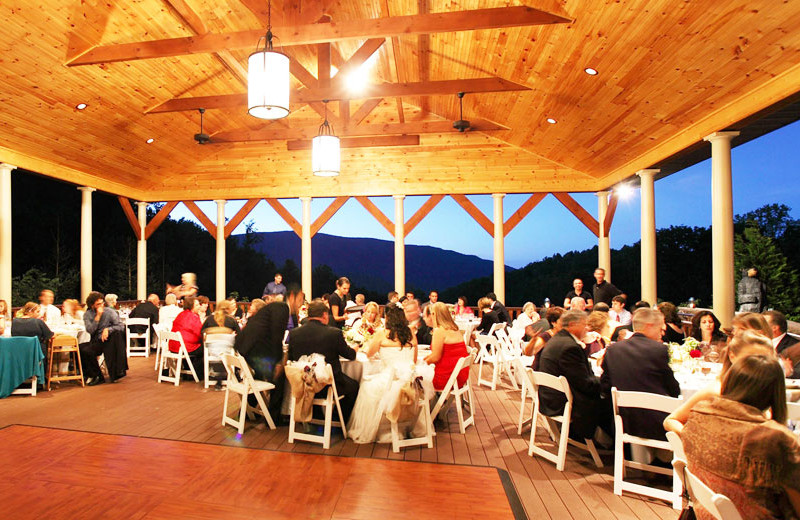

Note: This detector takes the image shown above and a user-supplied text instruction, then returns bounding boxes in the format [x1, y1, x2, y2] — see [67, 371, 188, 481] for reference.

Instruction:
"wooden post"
[214, 200, 226, 301]
[78, 187, 95, 303]
[0, 163, 15, 307]
[597, 191, 611, 281]
[394, 195, 405, 295]
[637, 170, 659, 305]
[301, 197, 312, 298]
[136, 202, 147, 300]
[705, 131, 739, 328]
[492, 193, 505, 303]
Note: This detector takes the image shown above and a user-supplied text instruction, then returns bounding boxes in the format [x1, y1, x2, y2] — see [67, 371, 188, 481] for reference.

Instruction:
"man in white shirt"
[158, 293, 181, 330]
[609, 295, 632, 326]
[38, 289, 61, 324]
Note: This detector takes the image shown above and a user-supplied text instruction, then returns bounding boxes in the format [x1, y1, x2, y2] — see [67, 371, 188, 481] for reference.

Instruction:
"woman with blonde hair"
[11, 302, 53, 356]
[0, 299, 9, 335]
[425, 302, 470, 390]
[61, 299, 84, 324]
[201, 299, 240, 335]
[731, 312, 772, 339]
[584, 310, 610, 356]
[354, 301, 382, 334]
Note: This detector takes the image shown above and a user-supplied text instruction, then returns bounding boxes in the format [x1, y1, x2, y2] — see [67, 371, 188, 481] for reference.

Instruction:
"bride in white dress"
[347, 306, 433, 443]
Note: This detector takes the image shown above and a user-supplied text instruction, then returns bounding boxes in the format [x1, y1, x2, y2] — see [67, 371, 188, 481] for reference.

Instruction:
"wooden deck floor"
[0, 357, 679, 520]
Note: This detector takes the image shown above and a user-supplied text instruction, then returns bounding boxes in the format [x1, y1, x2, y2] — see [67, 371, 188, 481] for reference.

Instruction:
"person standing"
[38, 289, 61, 325]
[262, 273, 287, 298]
[738, 267, 766, 312]
[327, 277, 350, 329]
[591, 267, 622, 306]
[564, 278, 594, 310]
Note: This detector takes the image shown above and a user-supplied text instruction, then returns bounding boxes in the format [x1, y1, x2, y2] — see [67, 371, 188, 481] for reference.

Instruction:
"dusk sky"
[170, 120, 800, 270]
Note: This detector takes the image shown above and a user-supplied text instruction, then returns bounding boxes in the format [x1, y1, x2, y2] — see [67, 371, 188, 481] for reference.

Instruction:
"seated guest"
[608, 295, 631, 325]
[285, 290, 306, 329]
[764, 310, 800, 377]
[38, 289, 61, 324]
[731, 312, 772, 339]
[657, 301, 685, 343]
[422, 290, 439, 309]
[129, 293, 160, 343]
[584, 310, 611, 356]
[158, 293, 181, 331]
[235, 299, 290, 419]
[680, 355, 800, 519]
[453, 296, 473, 317]
[227, 293, 244, 319]
[246, 298, 267, 319]
[570, 296, 587, 312]
[564, 278, 594, 310]
[104, 293, 118, 310]
[0, 299, 8, 335]
[610, 300, 651, 342]
[196, 295, 209, 323]
[61, 299, 84, 325]
[404, 298, 432, 345]
[354, 293, 366, 306]
[600, 308, 680, 443]
[81, 291, 127, 385]
[425, 302, 470, 391]
[12, 302, 53, 356]
[386, 291, 400, 306]
[404, 291, 415, 303]
[486, 292, 511, 323]
[352, 301, 382, 334]
[593, 302, 610, 313]
[475, 297, 501, 334]
[664, 331, 776, 434]
[690, 310, 727, 346]
[169, 296, 203, 378]
[525, 306, 565, 370]
[287, 299, 358, 422]
[513, 302, 539, 333]
[537, 309, 613, 442]
[201, 299, 240, 335]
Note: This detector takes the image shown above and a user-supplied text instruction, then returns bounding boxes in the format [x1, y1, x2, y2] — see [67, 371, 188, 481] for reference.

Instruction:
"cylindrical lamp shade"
[312, 134, 340, 177]
[248, 50, 290, 119]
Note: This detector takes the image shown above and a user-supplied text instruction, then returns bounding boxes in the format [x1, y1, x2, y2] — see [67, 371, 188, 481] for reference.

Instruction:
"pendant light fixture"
[248, 0, 290, 119]
[312, 101, 340, 177]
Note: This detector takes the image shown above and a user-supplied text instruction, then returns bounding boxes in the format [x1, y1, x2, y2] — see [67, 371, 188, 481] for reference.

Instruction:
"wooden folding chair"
[47, 335, 84, 391]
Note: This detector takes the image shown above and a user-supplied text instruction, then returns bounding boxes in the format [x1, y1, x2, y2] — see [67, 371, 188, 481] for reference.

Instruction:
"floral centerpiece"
[667, 337, 703, 364]
[298, 303, 308, 322]
[344, 321, 381, 346]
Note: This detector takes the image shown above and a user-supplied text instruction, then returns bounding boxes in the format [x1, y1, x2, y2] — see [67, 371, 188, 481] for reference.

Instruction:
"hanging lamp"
[247, 0, 290, 119]
[312, 101, 340, 177]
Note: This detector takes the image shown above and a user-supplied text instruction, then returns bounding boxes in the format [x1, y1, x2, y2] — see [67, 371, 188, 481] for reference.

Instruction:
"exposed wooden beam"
[265, 198, 302, 238]
[604, 191, 620, 237]
[144, 201, 178, 240]
[284, 52, 339, 126]
[224, 198, 261, 239]
[552, 192, 600, 238]
[66, 0, 114, 63]
[238, 0, 267, 23]
[311, 196, 349, 236]
[318, 43, 331, 89]
[355, 197, 393, 236]
[405, 195, 445, 237]
[118, 196, 142, 240]
[351, 98, 383, 126]
[213, 119, 507, 142]
[67, 6, 571, 65]
[340, 99, 350, 126]
[451, 194, 494, 237]
[182, 200, 217, 237]
[503, 193, 547, 237]
[332, 39, 385, 83]
[286, 135, 419, 151]
[396, 98, 405, 123]
[145, 77, 529, 114]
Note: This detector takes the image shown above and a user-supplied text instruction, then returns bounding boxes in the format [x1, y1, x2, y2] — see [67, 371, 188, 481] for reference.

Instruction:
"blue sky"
[171, 119, 800, 270]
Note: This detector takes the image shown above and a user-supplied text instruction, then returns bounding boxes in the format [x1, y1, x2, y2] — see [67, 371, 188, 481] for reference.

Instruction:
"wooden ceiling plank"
[224, 198, 261, 239]
[552, 192, 600, 238]
[117, 196, 142, 240]
[354, 196, 394, 236]
[604, 191, 620, 237]
[287, 135, 419, 150]
[66, 0, 114, 63]
[396, 98, 405, 123]
[503, 193, 547, 237]
[182, 200, 217, 237]
[144, 202, 179, 240]
[66, 7, 570, 65]
[405, 194, 445, 237]
[450, 194, 494, 237]
[265, 198, 302, 238]
[311, 196, 349, 236]
[351, 98, 383, 126]
[239, 0, 267, 24]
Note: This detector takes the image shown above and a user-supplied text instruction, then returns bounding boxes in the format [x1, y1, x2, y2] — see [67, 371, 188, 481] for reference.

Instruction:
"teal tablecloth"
[0, 336, 45, 398]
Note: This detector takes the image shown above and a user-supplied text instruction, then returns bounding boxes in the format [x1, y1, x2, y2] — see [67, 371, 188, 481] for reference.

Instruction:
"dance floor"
[0, 357, 678, 520]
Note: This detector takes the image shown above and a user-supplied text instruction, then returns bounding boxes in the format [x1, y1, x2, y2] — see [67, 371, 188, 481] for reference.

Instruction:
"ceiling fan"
[452, 92, 470, 132]
[193, 108, 212, 144]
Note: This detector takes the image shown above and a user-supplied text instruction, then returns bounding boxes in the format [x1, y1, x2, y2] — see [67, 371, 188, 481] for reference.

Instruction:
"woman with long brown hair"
[425, 302, 470, 391]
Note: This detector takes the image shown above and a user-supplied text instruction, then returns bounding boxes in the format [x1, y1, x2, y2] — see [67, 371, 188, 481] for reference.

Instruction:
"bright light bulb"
[146, 138, 154, 144]
[76, 103, 87, 110]
[345, 52, 379, 92]
[584, 67, 598, 76]
[616, 183, 635, 199]
[546, 118, 557, 124]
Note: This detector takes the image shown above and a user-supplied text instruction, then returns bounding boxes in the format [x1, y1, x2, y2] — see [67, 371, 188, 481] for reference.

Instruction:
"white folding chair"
[157, 330, 199, 386]
[125, 317, 150, 357]
[672, 458, 743, 520]
[203, 333, 236, 389]
[475, 334, 503, 390]
[430, 353, 476, 434]
[787, 401, 800, 421]
[220, 353, 276, 434]
[516, 358, 537, 434]
[611, 388, 684, 509]
[152, 324, 169, 371]
[287, 364, 348, 450]
[389, 367, 434, 453]
[527, 371, 603, 471]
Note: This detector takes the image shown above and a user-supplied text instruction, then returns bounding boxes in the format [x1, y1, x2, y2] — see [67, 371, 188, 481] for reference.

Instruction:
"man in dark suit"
[764, 310, 799, 355]
[235, 300, 290, 419]
[601, 308, 680, 442]
[537, 309, 612, 442]
[129, 293, 160, 343]
[403, 298, 432, 345]
[486, 292, 511, 323]
[287, 299, 359, 422]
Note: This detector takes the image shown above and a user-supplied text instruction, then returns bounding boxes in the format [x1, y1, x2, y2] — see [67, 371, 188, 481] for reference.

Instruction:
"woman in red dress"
[169, 296, 203, 377]
[425, 302, 470, 391]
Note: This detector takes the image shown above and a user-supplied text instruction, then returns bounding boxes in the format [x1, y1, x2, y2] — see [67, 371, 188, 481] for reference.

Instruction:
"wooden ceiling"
[1, 0, 799, 201]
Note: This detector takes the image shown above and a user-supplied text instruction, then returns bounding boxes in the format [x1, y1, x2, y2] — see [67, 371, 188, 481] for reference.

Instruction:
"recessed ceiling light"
[546, 118, 557, 124]
[146, 138, 154, 144]
[584, 67, 598, 76]
[76, 103, 87, 110]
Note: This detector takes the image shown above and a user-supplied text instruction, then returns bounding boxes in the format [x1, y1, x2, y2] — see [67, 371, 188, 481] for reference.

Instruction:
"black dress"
[327, 292, 347, 329]
[662, 323, 685, 344]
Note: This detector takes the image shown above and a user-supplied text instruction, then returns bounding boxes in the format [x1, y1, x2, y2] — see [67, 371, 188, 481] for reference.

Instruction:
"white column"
[300, 197, 312, 298]
[393, 195, 405, 295]
[214, 200, 226, 301]
[0, 163, 16, 307]
[597, 191, 611, 282]
[492, 193, 505, 303]
[78, 187, 95, 303]
[705, 131, 739, 328]
[136, 202, 147, 300]
[637, 169, 659, 305]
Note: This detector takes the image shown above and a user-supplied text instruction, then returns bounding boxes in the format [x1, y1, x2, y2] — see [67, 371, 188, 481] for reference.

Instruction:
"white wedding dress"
[347, 346, 434, 444]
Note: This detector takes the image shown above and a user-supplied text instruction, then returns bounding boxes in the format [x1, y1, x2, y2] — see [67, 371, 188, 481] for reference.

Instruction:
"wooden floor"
[0, 357, 679, 520]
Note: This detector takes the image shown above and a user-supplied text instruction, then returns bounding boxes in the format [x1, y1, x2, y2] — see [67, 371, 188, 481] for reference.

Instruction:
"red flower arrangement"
[689, 349, 703, 359]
